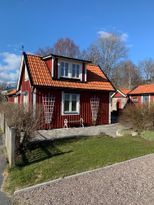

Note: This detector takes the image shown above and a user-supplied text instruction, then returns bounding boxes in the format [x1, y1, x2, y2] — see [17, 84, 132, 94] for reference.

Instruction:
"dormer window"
[72, 64, 80, 78]
[58, 60, 82, 80]
[61, 62, 69, 77]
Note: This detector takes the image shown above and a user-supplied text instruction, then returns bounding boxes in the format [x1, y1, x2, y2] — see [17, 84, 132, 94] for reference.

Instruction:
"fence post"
[9, 127, 16, 167]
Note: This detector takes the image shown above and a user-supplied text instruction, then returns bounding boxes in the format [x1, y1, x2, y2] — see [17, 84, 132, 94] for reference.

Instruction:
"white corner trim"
[17, 55, 24, 91]
[33, 88, 37, 116]
[141, 95, 143, 104]
[84, 64, 87, 82]
[149, 94, 151, 104]
[109, 92, 112, 124]
[51, 58, 54, 78]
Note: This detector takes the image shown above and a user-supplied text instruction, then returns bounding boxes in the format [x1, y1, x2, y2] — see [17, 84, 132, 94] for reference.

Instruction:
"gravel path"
[13, 154, 154, 205]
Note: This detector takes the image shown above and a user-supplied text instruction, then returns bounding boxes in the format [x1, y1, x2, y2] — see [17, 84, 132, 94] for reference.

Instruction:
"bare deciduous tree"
[36, 38, 80, 58]
[139, 58, 154, 81]
[82, 44, 101, 64]
[112, 60, 142, 89]
[85, 32, 128, 78]
[36, 47, 53, 56]
[53, 38, 80, 58]
[98, 32, 128, 77]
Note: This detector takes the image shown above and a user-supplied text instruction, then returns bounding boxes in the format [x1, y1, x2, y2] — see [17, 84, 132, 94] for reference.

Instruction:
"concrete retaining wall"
[34, 124, 123, 141]
[0, 113, 5, 133]
[5, 123, 16, 167]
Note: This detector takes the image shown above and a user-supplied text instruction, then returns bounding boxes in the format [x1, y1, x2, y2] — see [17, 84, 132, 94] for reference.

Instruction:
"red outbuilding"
[7, 89, 17, 103]
[129, 84, 154, 105]
[8, 52, 115, 129]
[111, 88, 131, 111]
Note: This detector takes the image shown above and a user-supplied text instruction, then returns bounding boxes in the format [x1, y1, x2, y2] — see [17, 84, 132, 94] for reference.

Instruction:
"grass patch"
[5, 135, 154, 193]
[141, 131, 154, 141]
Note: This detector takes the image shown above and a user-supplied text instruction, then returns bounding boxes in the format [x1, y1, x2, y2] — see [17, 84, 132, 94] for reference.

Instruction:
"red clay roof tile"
[26, 54, 115, 91]
[129, 84, 154, 95]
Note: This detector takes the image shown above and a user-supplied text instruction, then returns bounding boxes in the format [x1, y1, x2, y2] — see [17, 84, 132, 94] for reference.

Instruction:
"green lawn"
[141, 131, 154, 141]
[5, 135, 154, 193]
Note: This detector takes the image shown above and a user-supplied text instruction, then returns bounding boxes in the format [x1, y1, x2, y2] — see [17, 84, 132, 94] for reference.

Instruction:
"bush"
[0, 102, 43, 152]
[120, 103, 154, 132]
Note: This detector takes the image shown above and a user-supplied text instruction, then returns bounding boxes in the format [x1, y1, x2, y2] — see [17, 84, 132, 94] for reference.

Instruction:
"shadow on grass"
[16, 139, 74, 167]
[15, 135, 101, 167]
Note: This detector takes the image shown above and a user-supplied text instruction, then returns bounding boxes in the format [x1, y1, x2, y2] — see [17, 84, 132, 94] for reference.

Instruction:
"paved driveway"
[14, 154, 154, 205]
[0, 135, 11, 205]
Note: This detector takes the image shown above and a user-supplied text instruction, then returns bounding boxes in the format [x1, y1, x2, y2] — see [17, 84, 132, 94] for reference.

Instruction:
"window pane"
[65, 63, 68, 76]
[72, 94, 77, 101]
[72, 64, 76, 77]
[72, 100, 77, 111]
[61, 62, 64, 76]
[71, 94, 77, 111]
[71, 64, 80, 78]
[64, 93, 70, 112]
[143, 95, 149, 103]
[64, 93, 70, 101]
[64, 101, 69, 112]
[76, 65, 80, 78]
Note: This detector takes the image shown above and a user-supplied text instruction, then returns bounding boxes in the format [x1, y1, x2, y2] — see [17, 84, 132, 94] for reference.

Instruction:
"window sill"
[60, 77, 81, 81]
[62, 112, 79, 116]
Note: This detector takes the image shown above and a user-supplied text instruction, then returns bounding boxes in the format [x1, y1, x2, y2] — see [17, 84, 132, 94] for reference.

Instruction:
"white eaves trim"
[111, 89, 127, 98]
[17, 55, 24, 91]
[17, 54, 31, 91]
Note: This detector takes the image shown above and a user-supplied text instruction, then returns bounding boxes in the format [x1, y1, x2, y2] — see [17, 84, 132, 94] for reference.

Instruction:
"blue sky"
[0, 0, 154, 82]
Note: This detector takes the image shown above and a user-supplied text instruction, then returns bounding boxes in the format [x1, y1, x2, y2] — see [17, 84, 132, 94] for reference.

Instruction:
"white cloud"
[98, 31, 128, 42]
[0, 52, 20, 83]
[120, 33, 128, 42]
[98, 31, 112, 38]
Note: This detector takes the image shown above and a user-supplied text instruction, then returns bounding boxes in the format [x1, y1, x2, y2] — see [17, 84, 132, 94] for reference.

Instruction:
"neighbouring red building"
[111, 88, 131, 111]
[129, 84, 154, 105]
[6, 89, 17, 103]
[7, 52, 115, 129]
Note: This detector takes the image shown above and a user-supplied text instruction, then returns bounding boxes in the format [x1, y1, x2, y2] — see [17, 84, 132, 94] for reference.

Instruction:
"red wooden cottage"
[129, 84, 154, 105]
[8, 52, 115, 129]
[111, 88, 131, 111]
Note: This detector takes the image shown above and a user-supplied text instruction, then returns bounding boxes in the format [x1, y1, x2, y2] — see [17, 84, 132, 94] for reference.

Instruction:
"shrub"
[0, 102, 43, 152]
[120, 103, 154, 132]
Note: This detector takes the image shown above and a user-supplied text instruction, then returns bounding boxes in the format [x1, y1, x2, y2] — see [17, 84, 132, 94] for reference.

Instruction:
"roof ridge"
[24, 52, 42, 58]
[139, 83, 154, 87]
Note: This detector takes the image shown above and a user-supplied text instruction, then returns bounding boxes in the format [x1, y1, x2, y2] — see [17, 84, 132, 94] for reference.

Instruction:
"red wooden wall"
[36, 88, 109, 129]
[7, 95, 14, 103]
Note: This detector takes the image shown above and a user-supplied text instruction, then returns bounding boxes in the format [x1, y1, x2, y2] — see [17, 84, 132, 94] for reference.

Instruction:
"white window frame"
[61, 92, 80, 115]
[58, 60, 82, 80]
